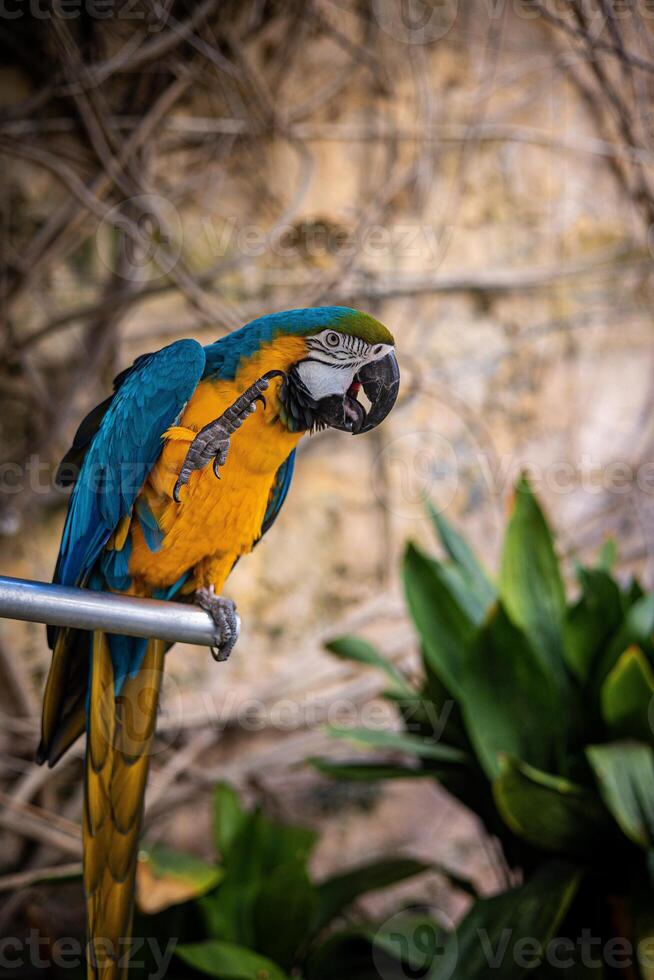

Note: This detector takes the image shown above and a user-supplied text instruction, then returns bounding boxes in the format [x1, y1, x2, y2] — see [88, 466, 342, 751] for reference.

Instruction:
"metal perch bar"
[0, 576, 219, 648]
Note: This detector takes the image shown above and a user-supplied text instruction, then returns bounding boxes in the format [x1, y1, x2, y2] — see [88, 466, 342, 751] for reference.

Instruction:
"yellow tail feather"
[84, 632, 164, 979]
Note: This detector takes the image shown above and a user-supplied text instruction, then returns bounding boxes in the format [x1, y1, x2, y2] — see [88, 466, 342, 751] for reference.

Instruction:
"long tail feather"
[84, 632, 164, 979]
[37, 627, 90, 766]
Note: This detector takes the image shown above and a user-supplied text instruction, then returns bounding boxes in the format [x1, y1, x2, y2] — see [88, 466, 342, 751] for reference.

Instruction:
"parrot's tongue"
[342, 379, 366, 429]
[317, 388, 366, 433]
[342, 391, 366, 432]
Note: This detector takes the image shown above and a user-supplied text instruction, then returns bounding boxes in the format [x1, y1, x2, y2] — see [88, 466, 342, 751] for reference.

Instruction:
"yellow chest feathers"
[127, 336, 306, 591]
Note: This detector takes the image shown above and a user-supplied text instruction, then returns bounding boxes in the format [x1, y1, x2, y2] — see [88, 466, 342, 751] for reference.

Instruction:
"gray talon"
[172, 370, 287, 502]
[196, 589, 240, 661]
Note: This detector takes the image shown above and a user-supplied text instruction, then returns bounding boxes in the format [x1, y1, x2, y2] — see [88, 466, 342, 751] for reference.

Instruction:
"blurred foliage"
[129, 783, 433, 979]
[320, 476, 654, 977]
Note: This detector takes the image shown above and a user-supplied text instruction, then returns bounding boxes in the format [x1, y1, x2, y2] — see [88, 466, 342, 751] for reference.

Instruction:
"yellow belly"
[127, 337, 305, 594]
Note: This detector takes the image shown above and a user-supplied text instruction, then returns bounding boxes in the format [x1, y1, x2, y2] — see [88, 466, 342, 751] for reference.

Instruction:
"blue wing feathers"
[99, 538, 133, 591]
[54, 339, 205, 592]
[52, 340, 205, 694]
[135, 498, 165, 553]
[260, 450, 296, 540]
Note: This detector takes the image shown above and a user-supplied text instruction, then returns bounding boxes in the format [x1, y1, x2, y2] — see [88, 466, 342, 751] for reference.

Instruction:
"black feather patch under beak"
[317, 350, 400, 434]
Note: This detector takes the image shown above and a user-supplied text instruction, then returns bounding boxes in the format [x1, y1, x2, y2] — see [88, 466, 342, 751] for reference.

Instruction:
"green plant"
[319, 476, 654, 978]
[131, 783, 433, 979]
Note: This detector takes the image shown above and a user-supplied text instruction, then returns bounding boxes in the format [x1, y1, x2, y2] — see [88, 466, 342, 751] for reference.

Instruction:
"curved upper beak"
[316, 350, 400, 434]
[357, 349, 400, 433]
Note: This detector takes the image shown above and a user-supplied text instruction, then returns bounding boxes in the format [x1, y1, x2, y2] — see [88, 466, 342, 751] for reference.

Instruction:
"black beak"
[317, 350, 400, 434]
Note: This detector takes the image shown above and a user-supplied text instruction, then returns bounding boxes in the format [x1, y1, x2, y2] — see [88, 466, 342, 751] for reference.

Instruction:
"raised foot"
[173, 370, 287, 503]
[196, 587, 241, 661]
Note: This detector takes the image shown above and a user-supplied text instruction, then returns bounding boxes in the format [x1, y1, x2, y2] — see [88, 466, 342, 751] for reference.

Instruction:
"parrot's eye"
[325, 332, 340, 347]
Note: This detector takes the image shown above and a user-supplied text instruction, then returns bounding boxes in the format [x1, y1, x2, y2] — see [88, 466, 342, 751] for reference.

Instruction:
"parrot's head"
[276, 307, 400, 434]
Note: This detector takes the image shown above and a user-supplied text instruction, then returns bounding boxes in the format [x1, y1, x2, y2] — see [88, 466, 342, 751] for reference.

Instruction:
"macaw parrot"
[37, 306, 399, 978]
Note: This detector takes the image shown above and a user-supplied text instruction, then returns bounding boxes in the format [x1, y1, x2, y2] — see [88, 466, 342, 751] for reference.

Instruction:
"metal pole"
[0, 576, 220, 648]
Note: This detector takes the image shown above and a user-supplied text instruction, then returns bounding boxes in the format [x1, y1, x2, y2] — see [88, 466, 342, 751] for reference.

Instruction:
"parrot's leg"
[195, 586, 240, 661]
[173, 370, 287, 502]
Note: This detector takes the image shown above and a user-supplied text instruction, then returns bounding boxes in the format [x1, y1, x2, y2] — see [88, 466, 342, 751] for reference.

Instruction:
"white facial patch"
[297, 330, 393, 400]
[297, 359, 357, 398]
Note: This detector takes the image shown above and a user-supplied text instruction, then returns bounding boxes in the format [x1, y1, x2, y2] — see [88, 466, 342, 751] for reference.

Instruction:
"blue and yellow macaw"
[37, 306, 399, 977]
